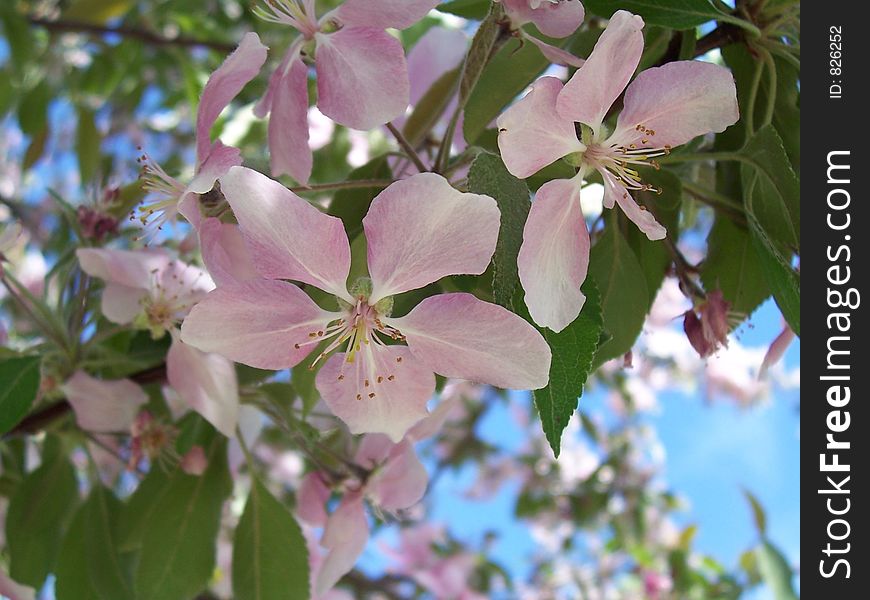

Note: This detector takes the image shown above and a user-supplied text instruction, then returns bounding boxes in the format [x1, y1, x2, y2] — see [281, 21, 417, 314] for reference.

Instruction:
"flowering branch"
[27, 16, 237, 53]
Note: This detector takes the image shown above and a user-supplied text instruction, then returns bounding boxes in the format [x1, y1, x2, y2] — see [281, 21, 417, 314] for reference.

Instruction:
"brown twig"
[386, 122, 429, 173]
[5, 363, 167, 438]
[27, 16, 237, 53]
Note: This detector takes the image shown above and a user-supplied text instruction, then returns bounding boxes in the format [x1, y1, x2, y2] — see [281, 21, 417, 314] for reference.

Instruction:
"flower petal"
[167, 337, 239, 438]
[387, 293, 551, 389]
[503, 0, 585, 38]
[199, 217, 259, 287]
[100, 283, 147, 324]
[600, 169, 666, 240]
[180, 278, 339, 370]
[333, 0, 440, 29]
[298, 471, 331, 527]
[316, 346, 434, 443]
[523, 34, 585, 68]
[196, 32, 268, 165]
[316, 495, 369, 596]
[0, 566, 36, 600]
[497, 76, 583, 178]
[517, 177, 589, 332]
[556, 10, 644, 132]
[760, 325, 795, 377]
[63, 371, 147, 433]
[364, 173, 500, 301]
[612, 60, 739, 149]
[220, 166, 352, 299]
[315, 28, 409, 130]
[188, 141, 242, 197]
[268, 53, 314, 185]
[76, 247, 170, 289]
[406, 27, 467, 107]
[361, 438, 427, 511]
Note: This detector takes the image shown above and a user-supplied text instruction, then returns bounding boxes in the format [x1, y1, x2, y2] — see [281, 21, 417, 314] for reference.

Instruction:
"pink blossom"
[0, 567, 34, 600]
[137, 33, 267, 233]
[77, 248, 240, 436]
[385, 525, 485, 600]
[299, 437, 427, 595]
[62, 370, 148, 433]
[682, 289, 732, 358]
[497, 10, 738, 332]
[182, 167, 551, 441]
[179, 445, 209, 475]
[253, 0, 440, 185]
[760, 324, 796, 377]
[499, 0, 586, 67]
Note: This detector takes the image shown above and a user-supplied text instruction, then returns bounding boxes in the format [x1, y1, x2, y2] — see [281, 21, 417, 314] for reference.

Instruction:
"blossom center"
[585, 126, 672, 193]
[255, 0, 320, 37]
[295, 279, 406, 399]
[135, 151, 186, 237]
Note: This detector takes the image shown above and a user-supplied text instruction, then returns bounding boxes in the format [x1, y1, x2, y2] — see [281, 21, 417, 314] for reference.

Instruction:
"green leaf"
[624, 168, 683, 308]
[530, 281, 603, 457]
[18, 82, 51, 137]
[84, 485, 133, 599]
[134, 431, 232, 600]
[700, 216, 770, 319]
[743, 172, 800, 335]
[0, 5, 35, 77]
[0, 355, 41, 436]
[291, 361, 320, 417]
[742, 488, 767, 536]
[437, 0, 491, 19]
[6, 437, 78, 588]
[755, 541, 798, 600]
[63, 0, 135, 25]
[76, 106, 102, 184]
[588, 221, 650, 367]
[56, 485, 133, 600]
[741, 125, 800, 248]
[741, 126, 800, 335]
[467, 152, 530, 310]
[23, 127, 49, 171]
[403, 67, 460, 148]
[584, 0, 725, 29]
[463, 36, 549, 145]
[55, 504, 101, 600]
[117, 464, 171, 552]
[457, 2, 508, 109]
[232, 479, 310, 600]
[326, 156, 392, 240]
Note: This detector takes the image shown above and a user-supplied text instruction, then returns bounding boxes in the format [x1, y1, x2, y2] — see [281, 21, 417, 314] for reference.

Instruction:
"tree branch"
[27, 16, 237, 53]
[4, 363, 167, 439]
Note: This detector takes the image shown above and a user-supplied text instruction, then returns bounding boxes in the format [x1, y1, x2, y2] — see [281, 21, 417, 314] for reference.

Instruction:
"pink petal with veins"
[316, 346, 434, 442]
[556, 10, 644, 133]
[63, 370, 147, 433]
[363, 173, 500, 301]
[497, 76, 583, 178]
[180, 278, 340, 371]
[220, 166, 352, 299]
[315, 28, 409, 130]
[387, 293, 551, 389]
[517, 177, 589, 331]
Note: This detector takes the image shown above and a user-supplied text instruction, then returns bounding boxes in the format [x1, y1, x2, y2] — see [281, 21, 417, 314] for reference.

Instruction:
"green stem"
[759, 47, 778, 127]
[289, 179, 394, 194]
[744, 56, 765, 139]
[659, 151, 749, 166]
[714, 12, 762, 38]
[681, 180, 744, 213]
[1, 274, 71, 353]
